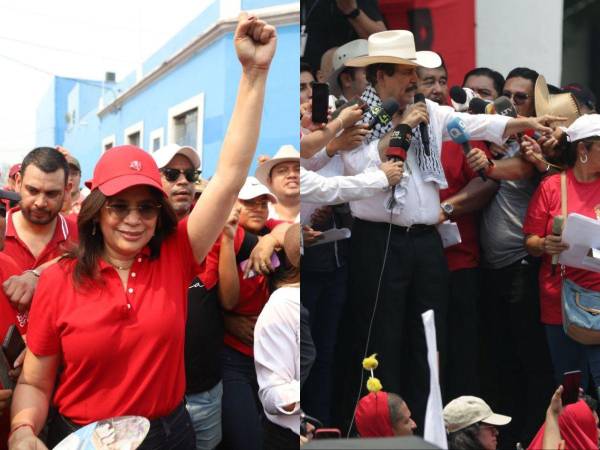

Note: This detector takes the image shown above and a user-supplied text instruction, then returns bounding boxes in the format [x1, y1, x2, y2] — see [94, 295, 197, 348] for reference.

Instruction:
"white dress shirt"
[254, 286, 300, 434]
[341, 99, 510, 226]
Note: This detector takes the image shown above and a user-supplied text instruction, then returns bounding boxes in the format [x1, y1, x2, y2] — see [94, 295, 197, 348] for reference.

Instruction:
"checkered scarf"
[359, 85, 447, 213]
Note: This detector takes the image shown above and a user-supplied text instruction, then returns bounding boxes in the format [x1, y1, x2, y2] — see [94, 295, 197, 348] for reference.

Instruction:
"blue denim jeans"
[186, 381, 223, 450]
[220, 346, 262, 450]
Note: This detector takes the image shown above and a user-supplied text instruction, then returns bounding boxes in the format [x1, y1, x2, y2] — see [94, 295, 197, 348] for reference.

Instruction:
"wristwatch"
[440, 202, 454, 219]
[344, 8, 361, 19]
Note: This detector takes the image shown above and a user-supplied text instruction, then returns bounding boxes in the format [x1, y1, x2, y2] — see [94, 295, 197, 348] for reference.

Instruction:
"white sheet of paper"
[422, 310, 448, 450]
[305, 227, 351, 247]
[559, 213, 600, 273]
[436, 221, 461, 248]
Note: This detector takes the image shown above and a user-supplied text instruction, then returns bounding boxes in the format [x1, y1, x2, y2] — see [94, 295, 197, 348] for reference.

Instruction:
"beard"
[21, 204, 61, 225]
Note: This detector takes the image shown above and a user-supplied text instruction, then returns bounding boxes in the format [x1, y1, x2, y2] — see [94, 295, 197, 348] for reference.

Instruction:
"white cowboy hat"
[345, 30, 441, 68]
[254, 145, 300, 187]
[327, 39, 369, 95]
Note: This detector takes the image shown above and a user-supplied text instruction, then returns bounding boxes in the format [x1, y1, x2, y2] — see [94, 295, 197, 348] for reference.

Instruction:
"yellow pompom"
[362, 354, 379, 370]
[366, 377, 382, 393]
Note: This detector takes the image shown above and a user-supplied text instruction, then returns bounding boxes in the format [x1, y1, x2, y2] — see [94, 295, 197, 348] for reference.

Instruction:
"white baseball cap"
[563, 114, 600, 142]
[152, 143, 201, 170]
[238, 177, 277, 203]
[443, 396, 511, 433]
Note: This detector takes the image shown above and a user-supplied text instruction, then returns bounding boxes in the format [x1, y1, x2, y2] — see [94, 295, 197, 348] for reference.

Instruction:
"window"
[149, 127, 164, 152]
[124, 121, 144, 148]
[168, 94, 204, 156]
[173, 109, 198, 148]
[102, 135, 116, 153]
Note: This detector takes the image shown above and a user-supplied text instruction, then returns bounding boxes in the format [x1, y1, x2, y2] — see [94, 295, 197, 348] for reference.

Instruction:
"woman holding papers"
[523, 114, 600, 388]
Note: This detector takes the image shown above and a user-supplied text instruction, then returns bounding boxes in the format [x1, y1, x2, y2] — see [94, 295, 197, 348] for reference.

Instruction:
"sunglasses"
[502, 90, 530, 106]
[160, 168, 200, 183]
[104, 203, 162, 220]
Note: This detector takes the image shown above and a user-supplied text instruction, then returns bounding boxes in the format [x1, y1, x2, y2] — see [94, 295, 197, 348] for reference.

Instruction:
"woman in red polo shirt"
[524, 114, 600, 389]
[8, 14, 276, 450]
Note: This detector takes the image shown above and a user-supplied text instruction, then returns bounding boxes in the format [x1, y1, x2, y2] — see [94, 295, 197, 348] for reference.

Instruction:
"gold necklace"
[104, 257, 133, 271]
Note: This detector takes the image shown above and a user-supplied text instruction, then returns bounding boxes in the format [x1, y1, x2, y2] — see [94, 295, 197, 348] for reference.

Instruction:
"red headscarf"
[355, 391, 395, 437]
[528, 400, 598, 450]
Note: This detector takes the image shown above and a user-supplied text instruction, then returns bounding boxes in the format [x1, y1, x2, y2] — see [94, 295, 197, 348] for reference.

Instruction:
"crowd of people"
[0, 13, 305, 450]
[301, 1, 600, 449]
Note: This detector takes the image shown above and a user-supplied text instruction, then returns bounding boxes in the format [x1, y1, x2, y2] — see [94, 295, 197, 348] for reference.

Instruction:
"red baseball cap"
[9, 164, 21, 179]
[88, 145, 166, 197]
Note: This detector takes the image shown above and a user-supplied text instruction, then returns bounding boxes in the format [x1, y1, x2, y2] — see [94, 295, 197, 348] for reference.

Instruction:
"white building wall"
[476, 0, 564, 85]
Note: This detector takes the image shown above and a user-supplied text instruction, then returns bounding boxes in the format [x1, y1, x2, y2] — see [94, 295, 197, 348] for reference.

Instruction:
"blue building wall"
[52, 0, 298, 182]
[36, 77, 77, 147]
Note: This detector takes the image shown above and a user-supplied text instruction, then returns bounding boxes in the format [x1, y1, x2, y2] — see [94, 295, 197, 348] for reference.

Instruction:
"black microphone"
[551, 216, 564, 275]
[385, 125, 411, 209]
[492, 96, 518, 118]
[414, 93, 430, 156]
[449, 86, 476, 112]
[469, 97, 491, 114]
[367, 99, 399, 130]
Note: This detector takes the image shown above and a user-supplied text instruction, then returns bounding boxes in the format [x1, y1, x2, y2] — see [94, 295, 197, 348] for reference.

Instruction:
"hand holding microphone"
[447, 117, 488, 181]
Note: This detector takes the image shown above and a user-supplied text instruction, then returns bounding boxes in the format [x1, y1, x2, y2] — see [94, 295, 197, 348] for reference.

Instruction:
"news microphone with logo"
[368, 99, 399, 130]
[414, 93, 430, 156]
[385, 125, 412, 209]
[492, 96, 518, 118]
[449, 86, 476, 112]
[551, 216, 564, 275]
[447, 117, 487, 181]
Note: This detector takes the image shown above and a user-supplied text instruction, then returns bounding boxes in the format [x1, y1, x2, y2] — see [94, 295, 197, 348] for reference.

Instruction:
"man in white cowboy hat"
[327, 39, 369, 102]
[332, 28, 563, 436]
[255, 145, 300, 222]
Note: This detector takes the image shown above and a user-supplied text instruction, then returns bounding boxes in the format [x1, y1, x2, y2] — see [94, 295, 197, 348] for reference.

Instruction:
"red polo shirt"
[0, 253, 23, 450]
[440, 141, 491, 272]
[26, 219, 202, 425]
[3, 208, 78, 271]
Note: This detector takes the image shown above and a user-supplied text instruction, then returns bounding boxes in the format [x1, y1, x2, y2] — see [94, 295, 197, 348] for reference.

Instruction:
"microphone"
[446, 117, 487, 181]
[330, 98, 368, 120]
[468, 97, 491, 115]
[385, 125, 412, 209]
[367, 99, 399, 130]
[414, 93, 430, 156]
[551, 216, 564, 275]
[449, 86, 476, 112]
[491, 96, 518, 118]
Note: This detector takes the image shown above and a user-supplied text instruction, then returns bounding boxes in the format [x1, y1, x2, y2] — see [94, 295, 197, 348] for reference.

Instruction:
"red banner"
[378, 0, 475, 90]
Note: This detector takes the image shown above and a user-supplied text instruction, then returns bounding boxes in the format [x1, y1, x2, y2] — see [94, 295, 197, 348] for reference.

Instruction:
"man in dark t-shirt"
[302, 0, 385, 73]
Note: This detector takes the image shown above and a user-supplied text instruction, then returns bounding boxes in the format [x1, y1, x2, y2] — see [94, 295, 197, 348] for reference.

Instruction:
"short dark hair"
[301, 61, 313, 76]
[447, 423, 483, 450]
[20, 147, 69, 185]
[387, 393, 406, 426]
[506, 67, 539, 85]
[462, 67, 505, 95]
[365, 63, 397, 87]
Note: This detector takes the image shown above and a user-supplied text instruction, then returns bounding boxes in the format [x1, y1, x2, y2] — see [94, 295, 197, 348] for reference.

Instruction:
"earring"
[92, 222, 97, 236]
[580, 153, 589, 164]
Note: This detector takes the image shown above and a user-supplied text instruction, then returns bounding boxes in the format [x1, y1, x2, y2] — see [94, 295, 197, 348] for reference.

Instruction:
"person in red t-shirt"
[2, 148, 78, 318]
[524, 114, 600, 389]
[9, 15, 276, 450]
[211, 177, 282, 450]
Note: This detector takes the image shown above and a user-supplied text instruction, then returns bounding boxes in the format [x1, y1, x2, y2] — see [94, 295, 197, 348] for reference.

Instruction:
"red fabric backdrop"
[378, 0, 475, 90]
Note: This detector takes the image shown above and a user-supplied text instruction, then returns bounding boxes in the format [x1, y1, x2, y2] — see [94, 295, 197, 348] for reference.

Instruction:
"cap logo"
[130, 161, 142, 171]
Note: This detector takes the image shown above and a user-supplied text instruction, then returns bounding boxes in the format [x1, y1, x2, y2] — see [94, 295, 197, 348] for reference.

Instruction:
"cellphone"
[3, 324, 25, 367]
[314, 428, 341, 439]
[562, 370, 582, 405]
[311, 82, 329, 123]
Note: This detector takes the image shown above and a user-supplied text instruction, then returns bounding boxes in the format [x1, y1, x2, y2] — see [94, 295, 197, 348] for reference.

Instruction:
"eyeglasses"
[160, 168, 200, 183]
[104, 203, 162, 220]
[502, 90, 530, 106]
